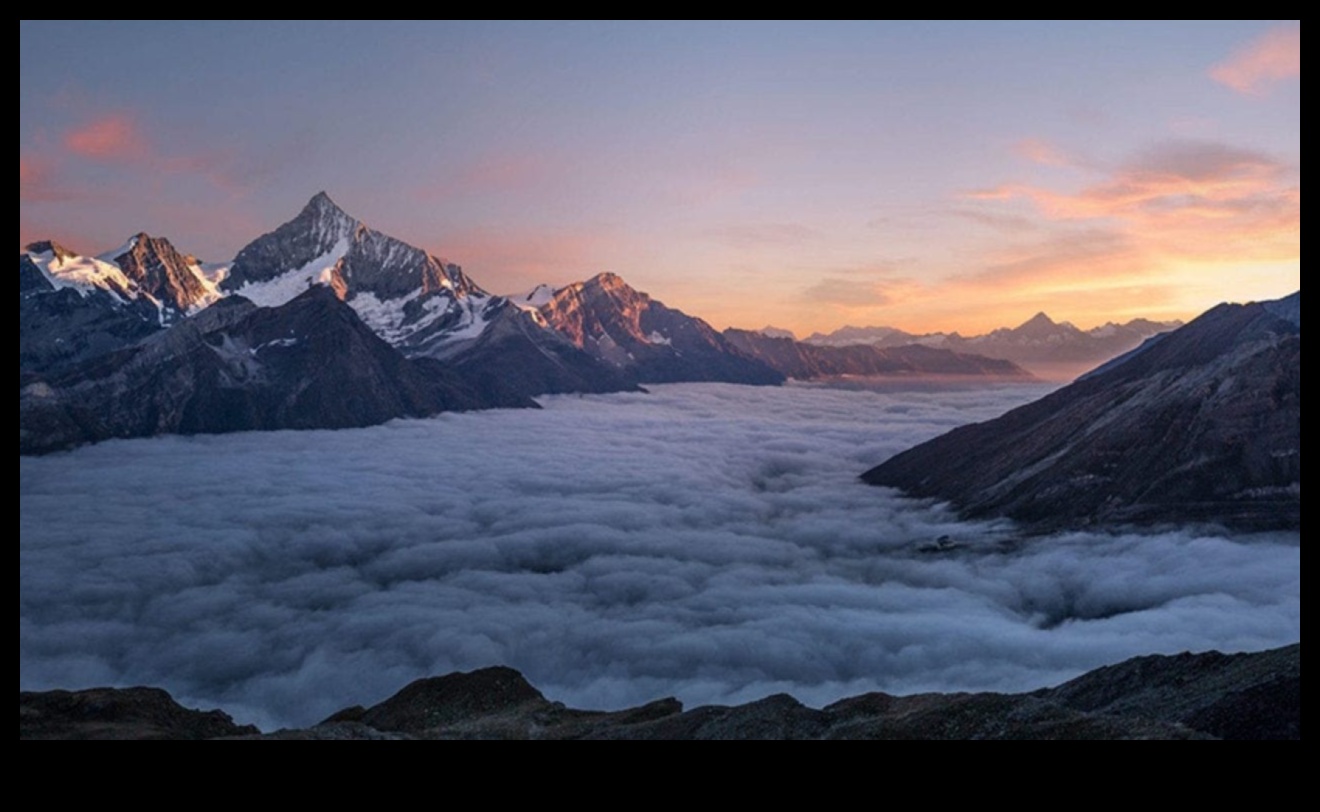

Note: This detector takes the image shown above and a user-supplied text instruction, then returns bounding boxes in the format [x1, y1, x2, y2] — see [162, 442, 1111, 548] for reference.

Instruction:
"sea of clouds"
[19, 382, 1301, 730]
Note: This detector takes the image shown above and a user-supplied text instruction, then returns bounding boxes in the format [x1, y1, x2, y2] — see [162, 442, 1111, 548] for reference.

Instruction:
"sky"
[20, 383, 1300, 729]
[19, 21, 1300, 336]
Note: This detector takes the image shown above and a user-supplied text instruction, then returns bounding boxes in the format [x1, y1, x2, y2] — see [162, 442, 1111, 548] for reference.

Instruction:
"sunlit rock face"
[863, 293, 1301, 532]
[111, 233, 214, 316]
[540, 273, 784, 385]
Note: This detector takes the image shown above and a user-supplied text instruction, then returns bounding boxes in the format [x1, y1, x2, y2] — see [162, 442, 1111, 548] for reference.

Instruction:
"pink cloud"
[1013, 138, 1073, 168]
[1209, 24, 1300, 95]
[63, 114, 149, 161]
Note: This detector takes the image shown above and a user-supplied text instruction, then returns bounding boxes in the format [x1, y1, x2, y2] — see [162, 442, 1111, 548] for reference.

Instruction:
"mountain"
[20, 248, 162, 377]
[440, 297, 637, 397]
[20, 644, 1298, 739]
[805, 314, 1182, 379]
[724, 328, 1034, 380]
[861, 293, 1300, 531]
[218, 194, 638, 398]
[758, 325, 797, 340]
[107, 233, 221, 317]
[538, 273, 784, 385]
[222, 192, 495, 357]
[20, 287, 531, 455]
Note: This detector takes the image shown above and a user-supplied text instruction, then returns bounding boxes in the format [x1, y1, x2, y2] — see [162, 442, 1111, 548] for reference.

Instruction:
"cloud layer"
[20, 383, 1300, 730]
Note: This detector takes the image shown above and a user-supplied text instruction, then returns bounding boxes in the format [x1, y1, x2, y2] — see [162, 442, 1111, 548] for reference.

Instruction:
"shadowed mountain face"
[539, 273, 784, 386]
[20, 253, 162, 378]
[19, 644, 1298, 740]
[861, 293, 1300, 531]
[723, 328, 1034, 380]
[19, 287, 532, 455]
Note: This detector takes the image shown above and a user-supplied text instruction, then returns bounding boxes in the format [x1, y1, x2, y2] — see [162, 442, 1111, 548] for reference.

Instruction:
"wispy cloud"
[1209, 24, 1300, 95]
[1013, 137, 1074, 168]
[62, 114, 149, 161]
[964, 140, 1298, 263]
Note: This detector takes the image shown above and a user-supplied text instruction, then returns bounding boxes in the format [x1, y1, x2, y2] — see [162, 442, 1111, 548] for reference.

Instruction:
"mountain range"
[801, 313, 1182, 379]
[20, 193, 1038, 452]
[862, 291, 1301, 531]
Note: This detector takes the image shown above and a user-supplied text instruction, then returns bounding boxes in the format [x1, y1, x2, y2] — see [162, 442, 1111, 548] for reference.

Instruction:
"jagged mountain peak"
[23, 240, 75, 261]
[582, 271, 632, 291]
[1017, 311, 1057, 330]
[299, 191, 355, 226]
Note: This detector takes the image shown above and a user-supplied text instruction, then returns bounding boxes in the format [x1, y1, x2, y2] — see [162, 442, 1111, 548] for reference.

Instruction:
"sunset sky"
[19, 21, 1299, 336]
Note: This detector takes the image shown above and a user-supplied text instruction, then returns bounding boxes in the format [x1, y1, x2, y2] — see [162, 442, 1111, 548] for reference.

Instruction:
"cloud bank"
[19, 383, 1300, 730]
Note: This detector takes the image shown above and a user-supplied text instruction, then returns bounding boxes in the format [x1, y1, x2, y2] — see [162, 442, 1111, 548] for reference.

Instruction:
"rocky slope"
[724, 328, 1033, 380]
[20, 286, 531, 455]
[19, 644, 1298, 740]
[862, 293, 1300, 531]
[538, 273, 783, 385]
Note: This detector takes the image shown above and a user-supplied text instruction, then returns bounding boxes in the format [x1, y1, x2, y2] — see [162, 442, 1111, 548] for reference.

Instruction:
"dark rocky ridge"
[20, 287, 532, 455]
[19, 644, 1298, 740]
[724, 328, 1034, 380]
[862, 294, 1300, 531]
[19, 687, 258, 740]
[539, 272, 784, 386]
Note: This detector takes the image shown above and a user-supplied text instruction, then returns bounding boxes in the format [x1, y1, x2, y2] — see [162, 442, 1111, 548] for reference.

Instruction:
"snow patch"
[26, 249, 138, 301]
[230, 238, 350, 308]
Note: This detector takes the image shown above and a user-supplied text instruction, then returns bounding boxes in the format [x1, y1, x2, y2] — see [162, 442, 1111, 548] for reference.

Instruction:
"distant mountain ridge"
[804, 313, 1182, 377]
[538, 272, 784, 386]
[725, 328, 1033, 380]
[862, 292, 1300, 531]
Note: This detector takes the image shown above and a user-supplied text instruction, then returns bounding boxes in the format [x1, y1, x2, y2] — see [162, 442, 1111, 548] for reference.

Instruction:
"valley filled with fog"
[19, 382, 1300, 730]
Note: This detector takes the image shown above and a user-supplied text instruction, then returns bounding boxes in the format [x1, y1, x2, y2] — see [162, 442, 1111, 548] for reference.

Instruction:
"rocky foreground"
[19, 644, 1298, 740]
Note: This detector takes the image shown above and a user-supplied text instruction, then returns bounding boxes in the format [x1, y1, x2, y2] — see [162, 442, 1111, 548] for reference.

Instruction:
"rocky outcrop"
[19, 644, 1298, 740]
[111, 233, 215, 317]
[19, 687, 258, 740]
[19, 286, 533, 455]
[724, 328, 1034, 380]
[539, 273, 783, 386]
[861, 293, 1300, 531]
